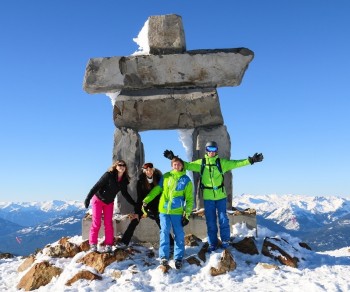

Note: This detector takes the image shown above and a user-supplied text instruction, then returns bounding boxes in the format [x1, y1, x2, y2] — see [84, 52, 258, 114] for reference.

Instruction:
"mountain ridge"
[1, 195, 350, 256]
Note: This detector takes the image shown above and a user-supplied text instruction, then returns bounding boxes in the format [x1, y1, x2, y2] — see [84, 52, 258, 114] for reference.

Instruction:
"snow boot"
[208, 244, 217, 253]
[175, 259, 183, 270]
[90, 244, 97, 252]
[104, 245, 113, 253]
[221, 241, 230, 249]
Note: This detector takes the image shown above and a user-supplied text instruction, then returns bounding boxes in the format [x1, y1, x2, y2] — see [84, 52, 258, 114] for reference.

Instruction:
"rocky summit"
[13, 233, 317, 291]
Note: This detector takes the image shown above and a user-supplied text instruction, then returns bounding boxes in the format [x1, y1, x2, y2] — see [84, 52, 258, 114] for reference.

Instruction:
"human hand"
[130, 213, 140, 221]
[84, 198, 90, 209]
[163, 150, 175, 160]
[248, 153, 264, 164]
[181, 214, 189, 226]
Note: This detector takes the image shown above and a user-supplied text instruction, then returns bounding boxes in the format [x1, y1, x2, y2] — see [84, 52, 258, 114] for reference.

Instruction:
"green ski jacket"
[184, 154, 250, 201]
[143, 169, 193, 217]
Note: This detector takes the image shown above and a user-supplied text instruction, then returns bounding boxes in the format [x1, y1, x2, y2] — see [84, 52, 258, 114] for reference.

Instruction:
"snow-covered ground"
[1, 225, 349, 292]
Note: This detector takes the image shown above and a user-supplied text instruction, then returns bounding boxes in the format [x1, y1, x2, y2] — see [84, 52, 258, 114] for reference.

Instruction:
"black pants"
[121, 215, 174, 246]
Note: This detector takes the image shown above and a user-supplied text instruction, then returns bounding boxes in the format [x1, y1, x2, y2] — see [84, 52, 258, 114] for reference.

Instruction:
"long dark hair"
[142, 168, 161, 190]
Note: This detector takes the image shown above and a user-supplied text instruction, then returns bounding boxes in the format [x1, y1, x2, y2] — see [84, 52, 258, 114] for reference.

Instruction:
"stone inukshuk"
[83, 14, 254, 213]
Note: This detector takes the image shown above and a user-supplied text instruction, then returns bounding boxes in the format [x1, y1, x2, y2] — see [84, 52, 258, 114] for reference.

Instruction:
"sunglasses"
[117, 163, 126, 167]
[206, 146, 218, 152]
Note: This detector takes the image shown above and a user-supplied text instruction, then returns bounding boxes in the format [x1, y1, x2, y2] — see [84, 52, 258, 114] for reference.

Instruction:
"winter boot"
[160, 258, 169, 266]
[90, 244, 97, 252]
[221, 241, 230, 249]
[175, 259, 183, 270]
[104, 245, 113, 253]
[208, 244, 217, 253]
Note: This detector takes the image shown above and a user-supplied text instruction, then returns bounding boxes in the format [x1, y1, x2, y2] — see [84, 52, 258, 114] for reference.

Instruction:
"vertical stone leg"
[192, 125, 232, 209]
[113, 127, 144, 214]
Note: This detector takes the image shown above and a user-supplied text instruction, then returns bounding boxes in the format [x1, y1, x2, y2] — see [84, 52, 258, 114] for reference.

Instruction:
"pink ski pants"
[89, 195, 114, 245]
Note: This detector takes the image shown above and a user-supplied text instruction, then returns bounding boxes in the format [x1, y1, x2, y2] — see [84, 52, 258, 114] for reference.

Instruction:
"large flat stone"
[113, 88, 223, 130]
[83, 48, 254, 93]
[81, 213, 257, 243]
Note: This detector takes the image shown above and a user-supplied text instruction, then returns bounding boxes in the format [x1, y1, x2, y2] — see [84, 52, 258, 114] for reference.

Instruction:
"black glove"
[147, 211, 157, 220]
[163, 149, 175, 160]
[248, 153, 264, 164]
[181, 214, 189, 226]
[84, 198, 90, 209]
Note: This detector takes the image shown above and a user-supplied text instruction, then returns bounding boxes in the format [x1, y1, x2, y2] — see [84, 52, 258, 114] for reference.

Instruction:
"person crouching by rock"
[84, 160, 136, 253]
[143, 157, 193, 270]
[117, 162, 168, 248]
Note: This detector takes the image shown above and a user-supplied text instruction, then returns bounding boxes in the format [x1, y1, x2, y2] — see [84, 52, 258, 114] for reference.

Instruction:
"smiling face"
[207, 151, 217, 157]
[116, 162, 126, 173]
[144, 167, 154, 177]
[172, 160, 183, 172]
[206, 144, 218, 157]
[114, 160, 127, 174]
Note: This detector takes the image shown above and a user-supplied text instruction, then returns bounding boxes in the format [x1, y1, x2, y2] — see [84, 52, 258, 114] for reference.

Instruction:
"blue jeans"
[159, 213, 184, 261]
[204, 198, 230, 247]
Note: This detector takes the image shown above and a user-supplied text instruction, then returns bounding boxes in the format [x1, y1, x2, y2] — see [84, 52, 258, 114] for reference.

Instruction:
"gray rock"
[148, 14, 186, 55]
[83, 48, 253, 93]
[113, 88, 223, 131]
[113, 128, 143, 213]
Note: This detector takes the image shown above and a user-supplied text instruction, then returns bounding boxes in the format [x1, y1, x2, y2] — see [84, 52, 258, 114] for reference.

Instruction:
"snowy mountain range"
[1, 195, 350, 256]
[233, 194, 350, 251]
[0, 200, 85, 256]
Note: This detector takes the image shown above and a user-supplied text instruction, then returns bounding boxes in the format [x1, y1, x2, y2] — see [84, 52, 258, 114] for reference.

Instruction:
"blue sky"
[1, 0, 350, 202]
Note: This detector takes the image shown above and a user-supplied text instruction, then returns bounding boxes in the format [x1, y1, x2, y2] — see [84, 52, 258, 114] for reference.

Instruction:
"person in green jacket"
[143, 157, 194, 269]
[164, 141, 263, 252]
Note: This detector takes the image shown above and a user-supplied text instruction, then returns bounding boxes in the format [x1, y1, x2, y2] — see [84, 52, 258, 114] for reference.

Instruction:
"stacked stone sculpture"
[83, 14, 254, 213]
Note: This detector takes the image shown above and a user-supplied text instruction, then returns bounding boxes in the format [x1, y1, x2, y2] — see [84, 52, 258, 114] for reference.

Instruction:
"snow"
[1, 196, 350, 290]
[106, 91, 121, 107]
[234, 194, 350, 224]
[1, 228, 350, 291]
[0, 200, 83, 213]
[132, 18, 150, 56]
